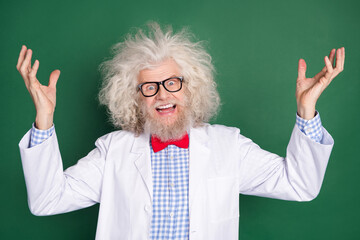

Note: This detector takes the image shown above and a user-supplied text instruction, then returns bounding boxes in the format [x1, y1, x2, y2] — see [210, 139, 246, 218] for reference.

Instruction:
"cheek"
[138, 95, 154, 114]
[175, 90, 187, 105]
[144, 98, 155, 110]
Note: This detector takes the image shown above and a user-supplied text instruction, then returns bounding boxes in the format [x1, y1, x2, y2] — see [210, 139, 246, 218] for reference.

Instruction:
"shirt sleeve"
[29, 123, 55, 148]
[295, 111, 323, 143]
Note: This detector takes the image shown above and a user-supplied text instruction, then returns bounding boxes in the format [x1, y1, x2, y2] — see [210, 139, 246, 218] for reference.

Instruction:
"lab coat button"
[144, 205, 151, 212]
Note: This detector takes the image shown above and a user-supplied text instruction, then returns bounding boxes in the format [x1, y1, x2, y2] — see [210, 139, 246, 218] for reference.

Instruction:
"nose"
[156, 84, 170, 100]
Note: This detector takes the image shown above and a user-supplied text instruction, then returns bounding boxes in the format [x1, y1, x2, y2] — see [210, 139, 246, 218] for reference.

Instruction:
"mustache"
[152, 99, 186, 108]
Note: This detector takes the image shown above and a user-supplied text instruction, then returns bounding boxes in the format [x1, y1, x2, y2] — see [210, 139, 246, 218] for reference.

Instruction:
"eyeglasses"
[137, 76, 184, 97]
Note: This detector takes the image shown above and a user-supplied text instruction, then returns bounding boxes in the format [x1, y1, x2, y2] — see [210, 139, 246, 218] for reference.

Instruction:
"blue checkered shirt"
[29, 123, 55, 147]
[28, 112, 323, 239]
[149, 144, 190, 239]
[295, 112, 323, 142]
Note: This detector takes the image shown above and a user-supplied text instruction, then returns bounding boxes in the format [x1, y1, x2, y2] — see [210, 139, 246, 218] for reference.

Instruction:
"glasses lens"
[142, 83, 158, 96]
[164, 78, 181, 92]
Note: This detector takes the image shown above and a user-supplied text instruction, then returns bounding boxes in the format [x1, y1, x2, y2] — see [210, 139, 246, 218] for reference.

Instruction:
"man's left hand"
[296, 47, 345, 120]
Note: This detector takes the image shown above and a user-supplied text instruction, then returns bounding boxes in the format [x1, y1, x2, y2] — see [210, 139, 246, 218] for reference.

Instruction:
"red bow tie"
[151, 133, 189, 153]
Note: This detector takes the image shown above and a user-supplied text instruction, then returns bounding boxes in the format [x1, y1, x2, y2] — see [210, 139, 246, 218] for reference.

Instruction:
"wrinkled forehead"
[138, 58, 181, 83]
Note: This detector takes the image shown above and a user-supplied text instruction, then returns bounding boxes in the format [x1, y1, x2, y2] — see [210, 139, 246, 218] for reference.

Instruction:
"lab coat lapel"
[189, 126, 210, 215]
[132, 132, 153, 201]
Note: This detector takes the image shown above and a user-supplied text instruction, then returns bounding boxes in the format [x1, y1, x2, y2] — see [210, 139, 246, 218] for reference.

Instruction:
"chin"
[144, 109, 191, 141]
[158, 116, 178, 127]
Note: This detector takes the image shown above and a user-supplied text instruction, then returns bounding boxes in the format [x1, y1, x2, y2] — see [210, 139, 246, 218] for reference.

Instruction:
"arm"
[238, 123, 333, 201]
[238, 48, 345, 200]
[17, 46, 103, 215]
[19, 128, 107, 216]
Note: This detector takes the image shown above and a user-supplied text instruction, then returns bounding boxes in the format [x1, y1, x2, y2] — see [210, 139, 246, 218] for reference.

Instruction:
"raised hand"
[17, 45, 60, 129]
[296, 47, 345, 120]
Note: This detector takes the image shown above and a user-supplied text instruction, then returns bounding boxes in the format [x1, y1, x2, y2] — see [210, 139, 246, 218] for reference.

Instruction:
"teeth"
[157, 104, 174, 109]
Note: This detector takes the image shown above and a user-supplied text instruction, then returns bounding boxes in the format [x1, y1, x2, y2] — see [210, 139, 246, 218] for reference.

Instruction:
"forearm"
[19, 129, 98, 215]
[282, 125, 333, 200]
[19, 129, 67, 215]
[239, 124, 333, 201]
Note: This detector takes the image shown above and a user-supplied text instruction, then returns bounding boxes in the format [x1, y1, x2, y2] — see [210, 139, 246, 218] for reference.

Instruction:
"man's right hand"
[17, 45, 60, 130]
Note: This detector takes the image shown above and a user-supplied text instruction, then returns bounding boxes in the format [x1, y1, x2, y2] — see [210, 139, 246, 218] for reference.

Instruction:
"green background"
[1, 0, 359, 239]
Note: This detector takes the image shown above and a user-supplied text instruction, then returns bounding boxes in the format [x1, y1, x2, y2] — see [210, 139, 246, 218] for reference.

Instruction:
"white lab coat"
[18, 123, 334, 240]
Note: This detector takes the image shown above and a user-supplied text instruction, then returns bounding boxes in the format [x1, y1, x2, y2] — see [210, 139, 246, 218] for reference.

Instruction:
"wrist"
[35, 113, 54, 130]
[297, 104, 316, 120]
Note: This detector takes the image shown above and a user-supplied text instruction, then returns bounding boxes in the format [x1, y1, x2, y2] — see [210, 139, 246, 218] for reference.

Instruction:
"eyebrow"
[141, 74, 179, 83]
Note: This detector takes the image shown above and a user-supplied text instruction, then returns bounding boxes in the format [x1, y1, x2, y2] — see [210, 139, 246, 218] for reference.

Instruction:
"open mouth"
[156, 103, 176, 113]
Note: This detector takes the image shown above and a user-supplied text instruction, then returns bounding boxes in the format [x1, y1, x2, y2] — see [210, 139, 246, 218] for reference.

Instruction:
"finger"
[16, 45, 27, 71]
[20, 49, 33, 75]
[335, 48, 342, 70]
[341, 47, 345, 70]
[297, 59, 307, 80]
[323, 56, 334, 82]
[29, 60, 39, 84]
[329, 48, 336, 67]
[314, 49, 336, 81]
[314, 67, 326, 81]
[321, 49, 335, 71]
[48, 70, 60, 88]
[332, 48, 344, 76]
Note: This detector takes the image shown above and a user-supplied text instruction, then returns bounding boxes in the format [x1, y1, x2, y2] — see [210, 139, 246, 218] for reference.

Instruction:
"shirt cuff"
[295, 111, 323, 143]
[29, 123, 55, 148]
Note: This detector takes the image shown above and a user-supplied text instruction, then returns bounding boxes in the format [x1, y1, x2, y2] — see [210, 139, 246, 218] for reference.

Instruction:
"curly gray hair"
[98, 22, 220, 134]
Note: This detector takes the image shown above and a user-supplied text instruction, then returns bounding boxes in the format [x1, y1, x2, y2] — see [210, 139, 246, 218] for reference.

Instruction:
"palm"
[296, 74, 324, 107]
[39, 83, 56, 109]
[26, 69, 60, 114]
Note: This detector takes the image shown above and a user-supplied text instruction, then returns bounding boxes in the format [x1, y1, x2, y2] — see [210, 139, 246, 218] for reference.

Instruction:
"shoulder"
[98, 129, 135, 140]
[94, 129, 138, 149]
[195, 123, 241, 137]
[96, 129, 135, 141]
[191, 123, 242, 148]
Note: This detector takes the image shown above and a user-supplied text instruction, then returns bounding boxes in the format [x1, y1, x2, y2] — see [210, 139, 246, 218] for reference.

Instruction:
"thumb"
[49, 70, 60, 88]
[297, 59, 307, 80]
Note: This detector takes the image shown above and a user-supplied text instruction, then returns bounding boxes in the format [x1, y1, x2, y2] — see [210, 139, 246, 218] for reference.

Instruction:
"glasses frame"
[137, 76, 184, 97]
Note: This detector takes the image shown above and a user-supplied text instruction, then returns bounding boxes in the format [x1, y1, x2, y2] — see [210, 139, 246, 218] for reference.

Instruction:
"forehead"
[138, 58, 181, 83]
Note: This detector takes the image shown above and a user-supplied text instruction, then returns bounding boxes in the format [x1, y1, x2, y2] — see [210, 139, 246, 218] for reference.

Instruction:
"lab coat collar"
[131, 132, 153, 201]
[189, 125, 210, 215]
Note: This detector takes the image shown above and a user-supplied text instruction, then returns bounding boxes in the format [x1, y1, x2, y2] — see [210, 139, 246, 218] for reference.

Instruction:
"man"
[18, 23, 345, 240]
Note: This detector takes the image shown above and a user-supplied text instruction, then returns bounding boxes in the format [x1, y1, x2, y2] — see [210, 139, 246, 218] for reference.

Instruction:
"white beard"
[141, 100, 192, 142]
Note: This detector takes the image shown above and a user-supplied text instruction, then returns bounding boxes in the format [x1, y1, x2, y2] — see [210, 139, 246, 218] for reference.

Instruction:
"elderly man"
[18, 23, 344, 240]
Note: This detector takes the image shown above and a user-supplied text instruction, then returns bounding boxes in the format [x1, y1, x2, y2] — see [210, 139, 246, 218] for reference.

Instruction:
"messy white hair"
[98, 22, 220, 135]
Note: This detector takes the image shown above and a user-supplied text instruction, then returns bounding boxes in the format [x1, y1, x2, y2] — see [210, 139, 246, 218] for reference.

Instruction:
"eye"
[147, 85, 155, 90]
[167, 80, 175, 86]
